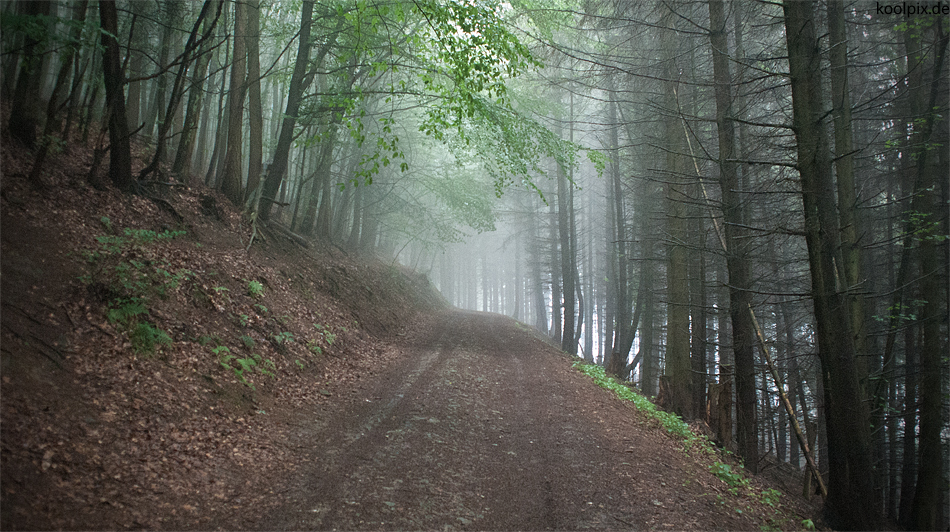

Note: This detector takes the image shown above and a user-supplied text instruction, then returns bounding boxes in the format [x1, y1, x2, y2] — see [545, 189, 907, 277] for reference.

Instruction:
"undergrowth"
[80, 217, 188, 354]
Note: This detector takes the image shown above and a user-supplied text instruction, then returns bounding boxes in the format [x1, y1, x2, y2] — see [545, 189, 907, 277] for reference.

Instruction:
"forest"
[1, 0, 948, 530]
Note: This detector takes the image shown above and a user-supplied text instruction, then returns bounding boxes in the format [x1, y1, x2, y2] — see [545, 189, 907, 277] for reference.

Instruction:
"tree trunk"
[219, 0, 247, 205]
[708, 0, 758, 470]
[99, 0, 133, 193]
[260, 0, 320, 220]
[29, 1, 88, 184]
[557, 135, 576, 355]
[661, 6, 692, 419]
[908, 22, 948, 532]
[244, 0, 263, 203]
[783, 2, 881, 528]
[8, 0, 51, 149]
[172, 2, 220, 180]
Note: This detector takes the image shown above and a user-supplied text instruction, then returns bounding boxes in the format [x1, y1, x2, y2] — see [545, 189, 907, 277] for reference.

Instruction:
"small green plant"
[247, 280, 264, 297]
[129, 322, 172, 354]
[80, 223, 189, 356]
[105, 298, 171, 355]
[273, 331, 294, 345]
[760, 488, 781, 508]
[709, 461, 750, 491]
[214, 346, 275, 390]
[239, 314, 250, 327]
[307, 340, 323, 356]
[801, 518, 815, 531]
[254, 303, 268, 314]
[295, 359, 305, 369]
[107, 297, 148, 326]
[312, 323, 336, 347]
[240, 335, 256, 349]
[213, 286, 229, 293]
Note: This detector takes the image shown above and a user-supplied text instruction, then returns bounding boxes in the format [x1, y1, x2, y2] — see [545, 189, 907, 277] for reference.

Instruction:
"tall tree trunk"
[557, 126, 576, 355]
[260, 1, 325, 220]
[99, 0, 133, 193]
[244, 0, 263, 203]
[662, 7, 692, 419]
[606, 89, 629, 375]
[29, 1, 88, 184]
[219, 0, 247, 205]
[908, 20, 948, 532]
[827, 0, 867, 366]
[8, 0, 51, 149]
[140, 0, 220, 181]
[172, 2, 220, 180]
[783, 2, 881, 528]
[708, 0, 757, 473]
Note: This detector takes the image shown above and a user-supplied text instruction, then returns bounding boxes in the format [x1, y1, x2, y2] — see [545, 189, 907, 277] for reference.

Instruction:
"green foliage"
[240, 335, 256, 349]
[760, 488, 781, 508]
[801, 518, 816, 531]
[312, 323, 336, 347]
[307, 340, 323, 356]
[215, 346, 275, 390]
[129, 322, 172, 355]
[246, 280, 265, 297]
[88, 221, 185, 357]
[873, 299, 926, 325]
[572, 361, 704, 448]
[273, 331, 294, 345]
[709, 461, 750, 493]
[106, 297, 171, 355]
[107, 297, 148, 326]
[904, 209, 948, 242]
[82, 221, 190, 302]
[254, 303, 268, 314]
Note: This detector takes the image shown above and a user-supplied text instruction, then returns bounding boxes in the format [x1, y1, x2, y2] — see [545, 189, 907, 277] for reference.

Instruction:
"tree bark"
[219, 0, 248, 205]
[783, 2, 881, 528]
[99, 0, 134, 193]
[8, 0, 51, 150]
[244, 0, 264, 203]
[707, 0, 758, 470]
[260, 0, 317, 220]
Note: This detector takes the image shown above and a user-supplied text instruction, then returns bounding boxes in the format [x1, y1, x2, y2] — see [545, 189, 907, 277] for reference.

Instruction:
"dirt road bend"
[263, 310, 753, 530]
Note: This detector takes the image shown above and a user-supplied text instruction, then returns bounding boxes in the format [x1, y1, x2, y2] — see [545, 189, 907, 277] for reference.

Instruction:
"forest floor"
[1, 133, 822, 530]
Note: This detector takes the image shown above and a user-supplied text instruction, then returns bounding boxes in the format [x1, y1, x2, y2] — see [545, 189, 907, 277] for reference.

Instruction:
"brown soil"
[262, 309, 809, 531]
[1, 135, 819, 530]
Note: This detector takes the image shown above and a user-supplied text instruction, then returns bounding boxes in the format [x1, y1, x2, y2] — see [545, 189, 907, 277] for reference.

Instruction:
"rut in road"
[264, 310, 747, 530]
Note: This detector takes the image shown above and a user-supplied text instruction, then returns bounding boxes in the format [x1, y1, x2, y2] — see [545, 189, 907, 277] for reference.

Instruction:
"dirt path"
[260, 310, 758, 531]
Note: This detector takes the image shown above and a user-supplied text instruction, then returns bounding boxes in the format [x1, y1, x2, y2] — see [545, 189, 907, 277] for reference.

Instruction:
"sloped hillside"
[1, 138, 445, 530]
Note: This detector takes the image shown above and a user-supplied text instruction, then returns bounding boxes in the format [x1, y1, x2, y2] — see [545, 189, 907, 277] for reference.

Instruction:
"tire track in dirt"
[263, 310, 761, 531]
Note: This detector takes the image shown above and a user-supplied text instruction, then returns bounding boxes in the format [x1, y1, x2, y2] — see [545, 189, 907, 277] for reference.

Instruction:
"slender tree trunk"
[141, 0, 220, 181]
[244, 0, 263, 203]
[29, 1, 88, 184]
[908, 22, 949, 532]
[557, 138, 576, 355]
[219, 0, 247, 205]
[99, 0, 133, 193]
[8, 0, 51, 149]
[708, 0, 758, 470]
[172, 2, 220, 180]
[783, 2, 881, 528]
[662, 6, 692, 419]
[260, 1, 323, 220]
